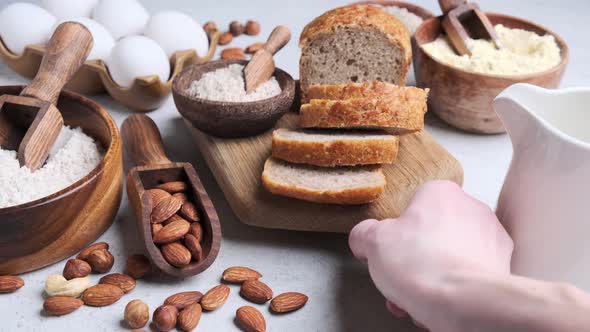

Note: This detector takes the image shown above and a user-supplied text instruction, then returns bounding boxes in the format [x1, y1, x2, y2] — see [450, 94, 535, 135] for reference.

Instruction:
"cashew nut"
[44, 274, 90, 297]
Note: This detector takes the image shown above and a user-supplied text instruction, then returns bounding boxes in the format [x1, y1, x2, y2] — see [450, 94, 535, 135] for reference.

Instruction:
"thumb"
[349, 219, 381, 262]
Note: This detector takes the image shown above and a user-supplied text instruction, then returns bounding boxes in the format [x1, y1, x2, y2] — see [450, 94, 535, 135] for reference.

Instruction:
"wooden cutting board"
[185, 112, 463, 233]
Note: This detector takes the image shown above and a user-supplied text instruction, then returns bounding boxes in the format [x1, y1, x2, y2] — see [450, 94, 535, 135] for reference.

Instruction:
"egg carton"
[0, 31, 220, 112]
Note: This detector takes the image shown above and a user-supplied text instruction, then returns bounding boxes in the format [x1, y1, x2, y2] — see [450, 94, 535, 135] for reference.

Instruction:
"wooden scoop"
[438, 0, 502, 56]
[122, 114, 221, 278]
[244, 25, 291, 93]
[0, 22, 92, 171]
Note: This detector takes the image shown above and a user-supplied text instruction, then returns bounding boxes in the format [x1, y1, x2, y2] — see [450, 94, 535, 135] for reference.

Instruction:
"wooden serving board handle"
[20, 22, 93, 105]
[121, 114, 172, 166]
[439, 0, 467, 14]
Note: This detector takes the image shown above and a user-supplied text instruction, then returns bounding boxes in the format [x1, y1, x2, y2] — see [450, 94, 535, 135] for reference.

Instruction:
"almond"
[222, 266, 262, 283]
[270, 292, 308, 313]
[82, 284, 124, 307]
[156, 181, 187, 194]
[148, 189, 171, 207]
[161, 242, 192, 267]
[153, 305, 178, 332]
[151, 196, 183, 223]
[124, 299, 149, 329]
[43, 296, 83, 316]
[180, 202, 199, 222]
[166, 214, 185, 223]
[245, 20, 261, 36]
[221, 47, 246, 60]
[63, 259, 91, 280]
[183, 234, 203, 262]
[219, 31, 233, 45]
[152, 223, 163, 237]
[188, 222, 203, 242]
[125, 254, 151, 279]
[164, 291, 203, 310]
[240, 280, 273, 304]
[86, 248, 114, 273]
[236, 306, 266, 332]
[229, 21, 244, 36]
[77, 242, 109, 260]
[178, 302, 202, 331]
[0, 275, 24, 293]
[200, 285, 230, 311]
[245, 42, 264, 54]
[153, 219, 191, 244]
[173, 192, 188, 204]
[99, 273, 136, 293]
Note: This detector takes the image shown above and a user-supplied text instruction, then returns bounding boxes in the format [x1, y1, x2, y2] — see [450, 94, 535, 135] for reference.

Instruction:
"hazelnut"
[124, 299, 149, 329]
[86, 249, 114, 273]
[245, 20, 261, 36]
[77, 242, 109, 260]
[153, 305, 178, 332]
[229, 20, 244, 36]
[63, 259, 91, 280]
[203, 21, 217, 34]
[219, 32, 233, 46]
[125, 254, 151, 279]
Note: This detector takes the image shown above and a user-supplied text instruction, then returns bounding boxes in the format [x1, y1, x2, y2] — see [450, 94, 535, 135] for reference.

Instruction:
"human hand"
[349, 180, 513, 330]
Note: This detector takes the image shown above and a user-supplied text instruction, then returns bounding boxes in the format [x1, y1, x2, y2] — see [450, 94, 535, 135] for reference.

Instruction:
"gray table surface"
[0, 0, 588, 331]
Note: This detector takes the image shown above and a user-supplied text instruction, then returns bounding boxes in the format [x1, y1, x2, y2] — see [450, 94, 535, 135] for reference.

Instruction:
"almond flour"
[185, 64, 281, 102]
[421, 24, 561, 75]
[0, 126, 102, 208]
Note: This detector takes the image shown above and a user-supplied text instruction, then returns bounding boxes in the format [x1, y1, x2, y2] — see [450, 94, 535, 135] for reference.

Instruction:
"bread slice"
[299, 93, 427, 133]
[272, 128, 399, 167]
[262, 158, 386, 205]
[299, 5, 412, 102]
[307, 81, 424, 101]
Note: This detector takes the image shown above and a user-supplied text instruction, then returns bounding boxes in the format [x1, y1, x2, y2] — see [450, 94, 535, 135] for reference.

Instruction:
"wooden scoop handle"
[121, 114, 172, 166]
[20, 22, 93, 105]
[439, 0, 467, 14]
[263, 25, 291, 55]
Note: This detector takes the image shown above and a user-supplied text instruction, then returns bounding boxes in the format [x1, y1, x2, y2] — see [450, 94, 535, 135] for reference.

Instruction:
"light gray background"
[0, 0, 588, 331]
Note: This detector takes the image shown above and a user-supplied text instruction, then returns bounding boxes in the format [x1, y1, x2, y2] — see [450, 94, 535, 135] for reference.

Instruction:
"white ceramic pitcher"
[494, 83, 590, 291]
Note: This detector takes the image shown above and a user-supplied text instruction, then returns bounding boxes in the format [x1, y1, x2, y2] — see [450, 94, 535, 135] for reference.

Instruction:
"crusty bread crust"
[299, 4, 412, 101]
[272, 130, 399, 167]
[307, 81, 426, 100]
[261, 159, 386, 205]
[299, 89, 427, 133]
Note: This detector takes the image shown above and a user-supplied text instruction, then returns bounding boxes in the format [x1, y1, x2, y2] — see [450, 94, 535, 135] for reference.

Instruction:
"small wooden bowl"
[0, 32, 220, 112]
[0, 86, 122, 274]
[413, 13, 569, 134]
[172, 59, 296, 138]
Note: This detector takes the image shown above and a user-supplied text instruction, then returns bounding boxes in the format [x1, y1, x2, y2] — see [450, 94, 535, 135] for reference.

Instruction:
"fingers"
[385, 300, 407, 318]
[349, 219, 381, 262]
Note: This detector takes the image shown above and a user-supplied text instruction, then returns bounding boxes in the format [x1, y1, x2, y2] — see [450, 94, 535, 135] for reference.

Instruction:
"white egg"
[92, 0, 149, 40]
[42, 0, 98, 20]
[54, 18, 115, 60]
[144, 11, 209, 58]
[106, 36, 170, 87]
[0, 3, 56, 55]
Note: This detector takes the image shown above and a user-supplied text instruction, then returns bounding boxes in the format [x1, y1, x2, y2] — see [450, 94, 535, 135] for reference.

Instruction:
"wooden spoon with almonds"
[122, 114, 221, 277]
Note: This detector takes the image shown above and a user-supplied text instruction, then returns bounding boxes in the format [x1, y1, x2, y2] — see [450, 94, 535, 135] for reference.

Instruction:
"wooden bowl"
[172, 59, 296, 138]
[0, 86, 122, 274]
[0, 32, 220, 112]
[413, 13, 569, 134]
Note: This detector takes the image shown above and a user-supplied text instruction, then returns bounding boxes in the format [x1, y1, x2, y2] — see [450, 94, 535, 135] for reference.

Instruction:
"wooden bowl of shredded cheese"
[0, 86, 122, 274]
[413, 13, 569, 134]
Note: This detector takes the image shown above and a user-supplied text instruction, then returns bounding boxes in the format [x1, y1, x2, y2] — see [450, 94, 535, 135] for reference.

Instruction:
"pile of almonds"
[41, 241, 151, 317]
[203, 19, 264, 61]
[148, 181, 205, 268]
[145, 266, 308, 332]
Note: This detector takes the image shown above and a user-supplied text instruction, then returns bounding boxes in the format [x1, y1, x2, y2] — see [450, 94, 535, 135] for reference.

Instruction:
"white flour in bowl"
[0, 126, 102, 208]
[185, 64, 282, 102]
[421, 24, 562, 75]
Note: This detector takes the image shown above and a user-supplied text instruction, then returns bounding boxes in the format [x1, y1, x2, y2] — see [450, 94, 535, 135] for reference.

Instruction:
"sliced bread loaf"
[272, 128, 399, 167]
[307, 81, 424, 100]
[299, 94, 427, 133]
[299, 5, 412, 102]
[261, 158, 385, 205]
